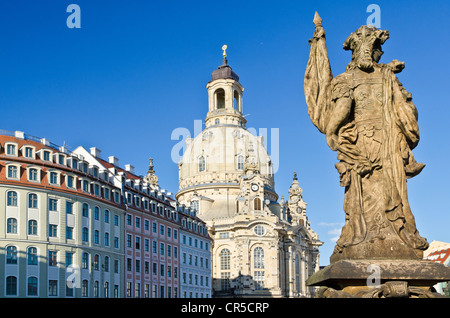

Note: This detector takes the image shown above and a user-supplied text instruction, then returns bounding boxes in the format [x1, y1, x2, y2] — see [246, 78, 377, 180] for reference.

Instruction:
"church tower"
[205, 45, 246, 128]
[176, 47, 322, 298]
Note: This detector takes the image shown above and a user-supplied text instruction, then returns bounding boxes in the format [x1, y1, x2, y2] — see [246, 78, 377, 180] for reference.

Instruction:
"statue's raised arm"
[304, 12, 334, 134]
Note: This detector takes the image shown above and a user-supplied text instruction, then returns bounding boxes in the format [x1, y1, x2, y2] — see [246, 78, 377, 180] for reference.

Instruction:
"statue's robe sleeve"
[304, 21, 334, 134]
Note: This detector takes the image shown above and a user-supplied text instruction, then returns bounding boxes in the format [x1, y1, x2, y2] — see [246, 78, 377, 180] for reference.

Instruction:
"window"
[254, 271, 265, 290]
[6, 191, 17, 206]
[82, 203, 89, 217]
[82, 252, 89, 269]
[104, 232, 110, 246]
[7, 218, 17, 233]
[66, 227, 74, 239]
[82, 180, 89, 193]
[28, 168, 38, 181]
[67, 175, 75, 188]
[28, 220, 38, 235]
[42, 150, 50, 161]
[215, 88, 225, 109]
[66, 201, 73, 214]
[25, 147, 34, 158]
[254, 225, 265, 236]
[49, 280, 58, 296]
[82, 227, 89, 242]
[104, 210, 110, 223]
[28, 193, 38, 208]
[7, 191, 18, 206]
[94, 207, 100, 220]
[82, 280, 89, 297]
[198, 156, 206, 172]
[48, 251, 57, 266]
[94, 230, 99, 244]
[93, 255, 99, 270]
[49, 198, 58, 211]
[7, 165, 18, 179]
[6, 246, 18, 264]
[237, 155, 244, 170]
[49, 224, 58, 237]
[6, 144, 16, 156]
[28, 277, 38, 296]
[28, 247, 38, 265]
[234, 90, 240, 110]
[254, 197, 261, 211]
[220, 249, 230, 270]
[254, 247, 265, 269]
[49, 171, 58, 185]
[190, 200, 199, 213]
[6, 276, 17, 295]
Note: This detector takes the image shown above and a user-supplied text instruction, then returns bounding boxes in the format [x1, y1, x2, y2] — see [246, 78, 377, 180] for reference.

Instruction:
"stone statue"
[304, 12, 429, 263]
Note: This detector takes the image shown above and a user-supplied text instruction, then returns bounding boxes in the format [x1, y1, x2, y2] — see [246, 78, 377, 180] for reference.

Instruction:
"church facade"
[176, 49, 322, 298]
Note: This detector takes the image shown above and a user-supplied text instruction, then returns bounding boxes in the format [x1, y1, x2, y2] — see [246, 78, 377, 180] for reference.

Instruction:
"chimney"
[109, 156, 119, 166]
[90, 147, 102, 158]
[125, 164, 135, 174]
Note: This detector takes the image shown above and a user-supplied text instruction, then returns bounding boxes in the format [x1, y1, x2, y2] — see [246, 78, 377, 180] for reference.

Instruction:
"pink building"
[98, 158, 181, 298]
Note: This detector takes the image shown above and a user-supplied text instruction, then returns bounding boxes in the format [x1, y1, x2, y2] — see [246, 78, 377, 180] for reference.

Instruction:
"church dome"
[178, 125, 275, 192]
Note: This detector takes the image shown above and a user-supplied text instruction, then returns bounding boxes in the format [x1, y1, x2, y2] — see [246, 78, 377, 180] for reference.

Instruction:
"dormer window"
[6, 143, 17, 156]
[24, 146, 34, 158]
[43, 151, 51, 161]
[57, 154, 65, 165]
[92, 166, 99, 178]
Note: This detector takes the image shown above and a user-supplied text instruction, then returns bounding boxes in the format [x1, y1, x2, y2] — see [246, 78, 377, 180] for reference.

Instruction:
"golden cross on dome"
[222, 45, 227, 58]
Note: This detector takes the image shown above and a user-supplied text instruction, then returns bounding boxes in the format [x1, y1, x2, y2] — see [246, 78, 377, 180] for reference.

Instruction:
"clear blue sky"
[1, 0, 449, 265]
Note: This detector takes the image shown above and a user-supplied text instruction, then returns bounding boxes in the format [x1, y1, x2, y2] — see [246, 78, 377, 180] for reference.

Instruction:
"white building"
[176, 52, 323, 297]
[179, 207, 212, 298]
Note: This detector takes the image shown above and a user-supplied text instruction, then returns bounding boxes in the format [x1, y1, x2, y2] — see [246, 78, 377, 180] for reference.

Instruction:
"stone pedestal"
[307, 259, 450, 298]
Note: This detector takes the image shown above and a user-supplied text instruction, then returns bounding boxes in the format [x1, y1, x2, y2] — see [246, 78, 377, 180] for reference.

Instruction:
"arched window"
[94, 207, 100, 220]
[215, 88, 225, 109]
[254, 247, 264, 269]
[27, 247, 38, 265]
[219, 249, 231, 291]
[7, 165, 18, 179]
[82, 252, 89, 269]
[27, 276, 38, 296]
[254, 247, 265, 290]
[220, 249, 230, 270]
[82, 227, 89, 242]
[7, 218, 17, 234]
[94, 254, 100, 271]
[234, 90, 240, 110]
[6, 246, 17, 264]
[198, 156, 206, 172]
[82, 280, 89, 297]
[104, 256, 110, 272]
[215, 118, 220, 125]
[237, 155, 244, 170]
[6, 276, 17, 295]
[254, 198, 261, 211]
[28, 220, 38, 235]
[82, 203, 89, 217]
[7, 191, 18, 207]
[28, 193, 38, 208]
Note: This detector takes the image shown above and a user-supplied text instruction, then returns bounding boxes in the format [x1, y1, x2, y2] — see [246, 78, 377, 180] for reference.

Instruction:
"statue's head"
[343, 25, 389, 71]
